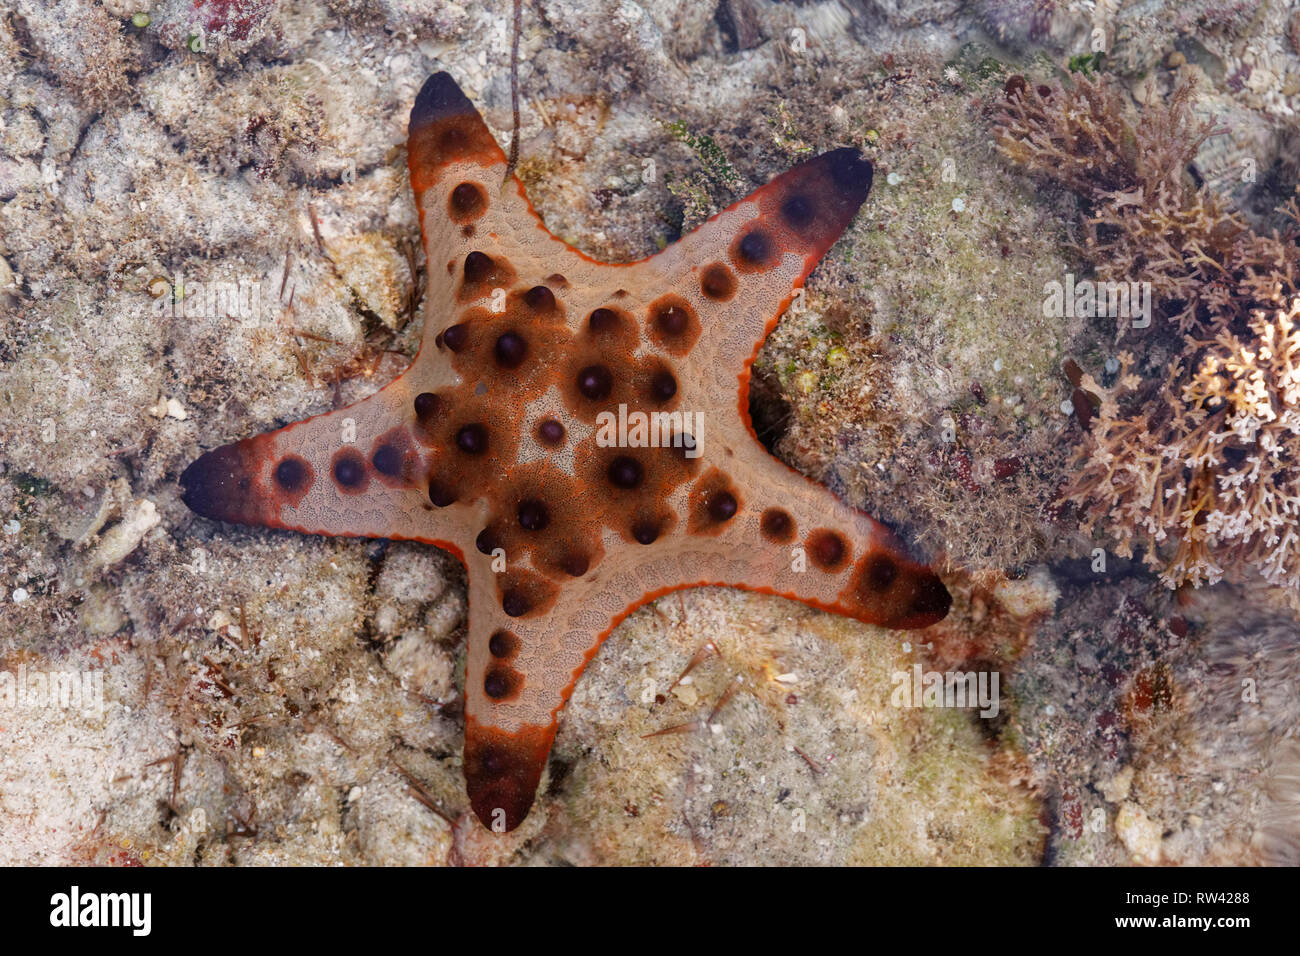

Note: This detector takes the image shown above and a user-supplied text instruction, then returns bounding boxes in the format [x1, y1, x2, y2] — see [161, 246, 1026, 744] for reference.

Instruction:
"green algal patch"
[663, 120, 742, 193]
[13, 472, 55, 515]
[768, 102, 814, 159]
[1068, 51, 1106, 75]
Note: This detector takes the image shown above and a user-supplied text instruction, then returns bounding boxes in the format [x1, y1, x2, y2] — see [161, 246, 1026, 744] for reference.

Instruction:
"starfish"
[180, 72, 951, 832]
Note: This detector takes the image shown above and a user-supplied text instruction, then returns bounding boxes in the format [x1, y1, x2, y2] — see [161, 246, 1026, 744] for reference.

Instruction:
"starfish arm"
[179, 377, 455, 544]
[461, 541, 709, 833]
[674, 428, 952, 630]
[460, 549, 571, 832]
[408, 72, 620, 352]
[641, 147, 874, 370]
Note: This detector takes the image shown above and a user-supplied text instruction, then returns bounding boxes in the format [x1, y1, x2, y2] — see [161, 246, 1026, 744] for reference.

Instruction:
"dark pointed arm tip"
[410, 71, 476, 133]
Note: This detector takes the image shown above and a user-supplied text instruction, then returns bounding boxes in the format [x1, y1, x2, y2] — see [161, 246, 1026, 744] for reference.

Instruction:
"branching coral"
[995, 73, 1300, 596]
[996, 75, 1300, 335]
[1071, 299, 1300, 590]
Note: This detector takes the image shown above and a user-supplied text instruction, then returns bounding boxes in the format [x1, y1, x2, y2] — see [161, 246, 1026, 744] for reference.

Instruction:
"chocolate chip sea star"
[180, 72, 951, 831]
